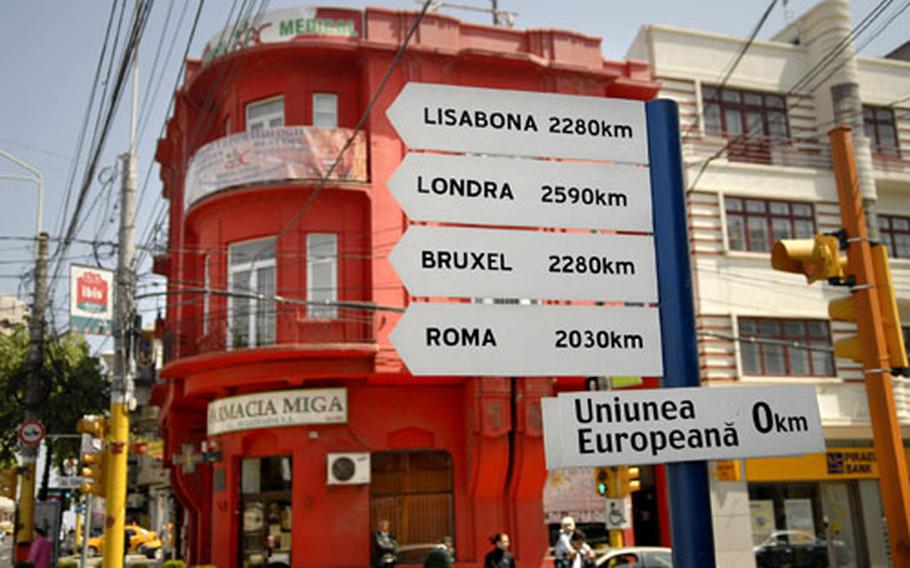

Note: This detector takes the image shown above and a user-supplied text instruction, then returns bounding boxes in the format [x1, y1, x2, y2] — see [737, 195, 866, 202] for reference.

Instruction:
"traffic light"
[80, 450, 107, 497]
[595, 467, 612, 496]
[618, 466, 641, 496]
[771, 233, 846, 284]
[0, 468, 17, 499]
[77, 415, 109, 498]
[829, 244, 908, 370]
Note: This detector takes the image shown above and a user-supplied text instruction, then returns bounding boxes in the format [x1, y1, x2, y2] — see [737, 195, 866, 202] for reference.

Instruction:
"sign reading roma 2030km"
[542, 386, 825, 469]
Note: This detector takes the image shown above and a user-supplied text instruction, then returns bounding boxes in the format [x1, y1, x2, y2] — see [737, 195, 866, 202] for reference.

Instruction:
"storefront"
[744, 447, 891, 567]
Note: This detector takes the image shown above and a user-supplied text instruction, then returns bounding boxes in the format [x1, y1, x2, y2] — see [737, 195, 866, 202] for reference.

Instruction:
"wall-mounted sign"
[207, 388, 347, 435]
[69, 265, 113, 336]
[202, 7, 362, 63]
[185, 126, 367, 210]
[542, 386, 824, 469]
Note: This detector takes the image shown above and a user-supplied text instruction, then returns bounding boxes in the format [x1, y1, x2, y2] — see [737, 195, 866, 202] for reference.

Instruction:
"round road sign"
[18, 420, 45, 446]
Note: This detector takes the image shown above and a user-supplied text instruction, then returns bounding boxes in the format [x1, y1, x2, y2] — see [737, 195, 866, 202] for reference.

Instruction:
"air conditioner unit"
[327, 452, 370, 485]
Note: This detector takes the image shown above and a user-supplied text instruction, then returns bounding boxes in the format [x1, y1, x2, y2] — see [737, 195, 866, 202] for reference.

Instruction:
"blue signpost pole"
[645, 99, 717, 566]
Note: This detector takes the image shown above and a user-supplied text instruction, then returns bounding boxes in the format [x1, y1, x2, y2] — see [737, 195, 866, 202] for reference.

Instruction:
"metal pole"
[646, 99, 717, 566]
[79, 494, 92, 568]
[829, 126, 910, 565]
[0, 148, 44, 236]
[102, 8, 139, 563]
[16, 233, 49, 559]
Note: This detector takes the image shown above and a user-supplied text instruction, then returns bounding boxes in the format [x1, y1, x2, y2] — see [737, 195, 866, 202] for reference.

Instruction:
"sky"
[0, 0, 907, 351]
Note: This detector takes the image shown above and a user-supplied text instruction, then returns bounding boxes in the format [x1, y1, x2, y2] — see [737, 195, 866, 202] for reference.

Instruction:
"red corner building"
[153, 7, 657, 566]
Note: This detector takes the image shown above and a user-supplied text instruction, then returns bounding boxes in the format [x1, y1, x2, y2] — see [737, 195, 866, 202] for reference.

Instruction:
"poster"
[69, 265, 113, 335]
[785, 498, 816, 543]
[749, 500, 776, 545]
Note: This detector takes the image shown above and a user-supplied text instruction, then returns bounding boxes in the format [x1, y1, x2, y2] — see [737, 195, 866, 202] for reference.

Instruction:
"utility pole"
[829, 126, 910, 565]
[16, 232, 48, 558]
[103, 9, 139, 564]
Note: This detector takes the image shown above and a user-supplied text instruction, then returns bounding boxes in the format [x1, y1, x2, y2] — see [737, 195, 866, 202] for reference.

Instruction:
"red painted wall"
[155, 6, 657, 567]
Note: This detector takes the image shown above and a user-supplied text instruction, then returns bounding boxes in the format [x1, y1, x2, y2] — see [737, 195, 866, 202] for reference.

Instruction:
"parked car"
[596, 546, 673, 567]
[754, 530, 848, 567]
[83, 524, 163, 559]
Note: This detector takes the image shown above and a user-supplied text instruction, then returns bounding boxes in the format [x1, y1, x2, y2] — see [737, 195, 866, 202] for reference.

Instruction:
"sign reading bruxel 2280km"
[384, 82, 824, 566]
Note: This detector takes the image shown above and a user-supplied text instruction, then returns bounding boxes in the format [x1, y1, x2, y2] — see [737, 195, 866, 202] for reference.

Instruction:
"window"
[246, 97, 284, 131]
[240, 456, 292, 567]
[313, 93, 338, 128]
[863, 106, 900, 157]
[307, 233, 337, 319]
[725, 197, 815, 252]
[203, 255, 211, 336]
[371, 451, 453, 565]
[738, 318, 834, 376]
[878, 215, 910, 259]
[702, 86, 789, 163]
[228, 238, 276, 348]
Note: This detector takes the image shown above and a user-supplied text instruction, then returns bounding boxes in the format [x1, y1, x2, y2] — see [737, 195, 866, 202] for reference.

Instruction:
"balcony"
[683, 132, 910, 177]
[162, 302, 377, 362]
[184, 126, 368, 210]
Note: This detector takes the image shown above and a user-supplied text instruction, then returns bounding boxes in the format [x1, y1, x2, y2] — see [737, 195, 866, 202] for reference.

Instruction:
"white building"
[627, 0, 910, 565]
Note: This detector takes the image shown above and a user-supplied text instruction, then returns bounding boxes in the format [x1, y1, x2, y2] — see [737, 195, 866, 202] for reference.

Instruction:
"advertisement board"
[69, 265, 114, 335]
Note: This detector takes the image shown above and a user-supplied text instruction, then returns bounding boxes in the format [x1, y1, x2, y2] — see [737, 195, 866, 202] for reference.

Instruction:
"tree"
[0, 325, 109, 478]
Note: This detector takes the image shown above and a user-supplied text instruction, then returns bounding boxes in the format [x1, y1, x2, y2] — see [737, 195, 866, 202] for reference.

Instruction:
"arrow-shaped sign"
[389, 302, 662, 376]
[386, 83, 649, 162]
[389, 225, 657, 302]
[387, 153, 653, 231]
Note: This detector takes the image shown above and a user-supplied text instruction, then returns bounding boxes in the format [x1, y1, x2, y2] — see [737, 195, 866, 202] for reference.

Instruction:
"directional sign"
[389, 303, 662, 377]
[18, 420, 46, 447]
[389, 225, 658, 302]
[541, 386, 825, 469]
[387, 153, 653, 231]
[386, 83, 648, 162]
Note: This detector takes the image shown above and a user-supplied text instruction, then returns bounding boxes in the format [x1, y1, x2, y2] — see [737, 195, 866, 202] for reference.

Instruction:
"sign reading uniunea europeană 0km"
[541, 386, 825, 469]
[389, 225, 658, 302]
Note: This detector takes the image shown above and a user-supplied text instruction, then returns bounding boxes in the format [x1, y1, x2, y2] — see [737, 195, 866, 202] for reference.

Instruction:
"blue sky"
[0, 0, 906, 350]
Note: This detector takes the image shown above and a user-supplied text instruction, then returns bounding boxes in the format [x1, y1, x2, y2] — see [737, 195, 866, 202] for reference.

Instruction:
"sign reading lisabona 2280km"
[386, 83, 658, 376]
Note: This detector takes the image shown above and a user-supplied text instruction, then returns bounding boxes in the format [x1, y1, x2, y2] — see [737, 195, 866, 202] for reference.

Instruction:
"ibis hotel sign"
[207, 388, 347, 435]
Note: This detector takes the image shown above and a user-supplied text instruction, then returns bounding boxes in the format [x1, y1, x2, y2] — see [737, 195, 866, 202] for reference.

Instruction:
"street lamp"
[0, 147, 44, 241]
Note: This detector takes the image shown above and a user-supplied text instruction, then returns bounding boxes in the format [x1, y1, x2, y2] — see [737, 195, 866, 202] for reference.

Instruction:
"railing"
[683, 132, 910, 176]
[162, 303, 376, 361]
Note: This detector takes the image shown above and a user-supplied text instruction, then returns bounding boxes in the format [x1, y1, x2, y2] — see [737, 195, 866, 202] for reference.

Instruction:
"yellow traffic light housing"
[771, 233, 846, 284]
[76, 416, 108, 439]
[80, 450, 107, 497]
[0, 468, 17, 499]
[618, 466, 641, 496]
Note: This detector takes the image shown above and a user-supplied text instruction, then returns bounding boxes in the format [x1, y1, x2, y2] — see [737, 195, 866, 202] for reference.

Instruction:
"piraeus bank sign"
[207, 388, 347, 435]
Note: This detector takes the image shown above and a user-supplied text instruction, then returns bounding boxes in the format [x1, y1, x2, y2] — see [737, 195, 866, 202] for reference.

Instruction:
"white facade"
[628, 0, 910, 565]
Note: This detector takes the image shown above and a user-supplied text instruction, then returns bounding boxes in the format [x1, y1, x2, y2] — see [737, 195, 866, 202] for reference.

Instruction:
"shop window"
[246, 96, 284, 131]
[240, 456, 292, 567]
[878, 215, 910, 259]
[228, 238, 276, 348]
[370, 451, 454, 565]
[863, 105, 900, 157]
[313, 93, 338, 128]
[724, 197, 815, 252]
[306, 233, 337, 319]
[739, 318, 834, 377]
[702, 86, 789, 164]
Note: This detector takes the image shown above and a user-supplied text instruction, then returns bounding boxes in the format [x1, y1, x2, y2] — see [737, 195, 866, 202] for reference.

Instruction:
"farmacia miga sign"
[207, 388, 347, 435]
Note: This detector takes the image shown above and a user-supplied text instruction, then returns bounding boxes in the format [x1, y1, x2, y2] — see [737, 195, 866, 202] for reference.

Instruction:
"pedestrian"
[372, 519, 399, 567]
[568, 530, 596, 568]
[27, 527, 52, 568]
[483, 533, 515, 568]
[553, 516, 575, 567]
[424, 535, 455, 568]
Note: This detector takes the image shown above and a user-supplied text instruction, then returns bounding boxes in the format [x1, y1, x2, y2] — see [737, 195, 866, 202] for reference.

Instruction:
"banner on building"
[69, 265, 113, 336]
[184, 127, 367, 209]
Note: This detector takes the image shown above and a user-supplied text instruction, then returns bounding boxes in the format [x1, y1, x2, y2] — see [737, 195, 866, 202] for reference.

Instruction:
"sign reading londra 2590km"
[389, 303, 662, 377]
[387, 153, 653, 231]
[542, 386, 825, 469]
[386, 83, 648, 162]
[389, 225, 658, 302]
